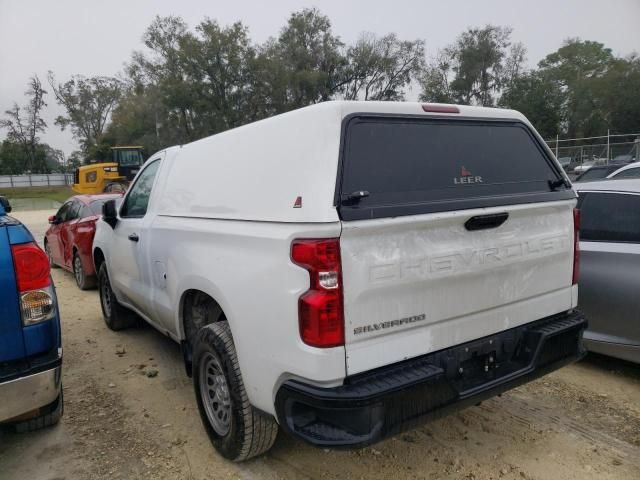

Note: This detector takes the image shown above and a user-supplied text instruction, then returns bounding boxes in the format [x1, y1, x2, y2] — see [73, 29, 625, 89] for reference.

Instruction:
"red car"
[44, 194, 121, 290]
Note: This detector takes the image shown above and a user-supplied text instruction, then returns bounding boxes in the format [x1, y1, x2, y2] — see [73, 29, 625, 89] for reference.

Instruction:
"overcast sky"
[1, 0, 639, 157]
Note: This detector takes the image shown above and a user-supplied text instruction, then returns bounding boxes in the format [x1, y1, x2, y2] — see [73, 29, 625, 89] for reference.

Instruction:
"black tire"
[103, 182, 127, 194]
[14, 389, 64, 433]
[98, 263, 137, 331]
[73, 251, 96, 290]
[193, 322, 278, 461]
[44, 240, 58, 269]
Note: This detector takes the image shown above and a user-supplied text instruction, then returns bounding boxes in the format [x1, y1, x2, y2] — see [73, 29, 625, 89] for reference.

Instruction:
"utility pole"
[555, 134, 559, 158]
[606, 129, 610, 163]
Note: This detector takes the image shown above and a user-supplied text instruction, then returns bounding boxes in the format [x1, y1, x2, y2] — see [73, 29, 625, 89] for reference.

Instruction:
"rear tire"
[98, 263, 137, 331]
[73, 252, 96, 290]
[193, 322, 278, 461]
[14, 389, 64, 433]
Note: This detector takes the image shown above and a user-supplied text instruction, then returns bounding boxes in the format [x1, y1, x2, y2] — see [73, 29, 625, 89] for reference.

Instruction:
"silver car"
[575, 179, 640, 363]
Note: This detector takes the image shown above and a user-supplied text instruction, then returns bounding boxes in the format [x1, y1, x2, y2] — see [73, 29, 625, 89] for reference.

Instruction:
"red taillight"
[572, 208, 580, 285]
[291, 239, 344, 348]
[11, 242, 51, 291]
[422, 104, 460, 114]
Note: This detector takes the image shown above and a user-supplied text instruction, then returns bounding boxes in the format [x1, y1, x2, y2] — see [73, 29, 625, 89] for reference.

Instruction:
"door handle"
[464, 212, 509, 231]
[128, 233, 139, 242]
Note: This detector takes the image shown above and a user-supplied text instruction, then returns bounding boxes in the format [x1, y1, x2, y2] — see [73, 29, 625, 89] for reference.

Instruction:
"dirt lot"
[1, 210, 639, 480]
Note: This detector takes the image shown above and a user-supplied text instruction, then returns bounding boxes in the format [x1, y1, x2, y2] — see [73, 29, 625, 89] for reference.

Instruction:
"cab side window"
[120, 160, 161, 218]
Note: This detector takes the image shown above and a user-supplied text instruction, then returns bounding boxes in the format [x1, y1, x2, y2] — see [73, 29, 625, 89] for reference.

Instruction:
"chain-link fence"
[546, 132, 640, 171]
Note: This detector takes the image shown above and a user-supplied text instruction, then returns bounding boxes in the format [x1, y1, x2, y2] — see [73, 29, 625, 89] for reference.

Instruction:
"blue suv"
[0, 195, 63, 431]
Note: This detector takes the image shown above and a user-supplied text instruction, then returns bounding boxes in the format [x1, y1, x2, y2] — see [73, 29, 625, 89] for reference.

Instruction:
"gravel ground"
[0, 209, 639, 480]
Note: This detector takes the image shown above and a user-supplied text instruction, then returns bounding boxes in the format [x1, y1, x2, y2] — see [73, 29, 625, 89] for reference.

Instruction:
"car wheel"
[193, 322, 278, 461]
[98, 263, 137, 330]
[44, 241, 58, 269]
[14, 389, 64, 433]
[73, 252, 96, 290]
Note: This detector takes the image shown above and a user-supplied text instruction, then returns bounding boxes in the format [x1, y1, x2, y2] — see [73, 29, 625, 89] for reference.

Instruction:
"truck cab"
[0, 195, 63, 431]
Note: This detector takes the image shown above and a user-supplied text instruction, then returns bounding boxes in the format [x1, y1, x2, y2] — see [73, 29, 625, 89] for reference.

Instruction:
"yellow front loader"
[72, 146, 145, 194]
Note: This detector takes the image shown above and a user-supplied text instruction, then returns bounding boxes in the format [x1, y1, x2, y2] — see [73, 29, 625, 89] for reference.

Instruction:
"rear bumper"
[0, 351, 62, 423]
[275, 310, 586, 448]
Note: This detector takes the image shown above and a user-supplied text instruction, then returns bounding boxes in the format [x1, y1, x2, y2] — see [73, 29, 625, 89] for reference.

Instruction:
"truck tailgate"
[341, 201, 576, 374]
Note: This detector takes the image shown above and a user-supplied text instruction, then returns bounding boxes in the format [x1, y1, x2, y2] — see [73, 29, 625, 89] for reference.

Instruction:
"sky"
[1, 0, 639, 157]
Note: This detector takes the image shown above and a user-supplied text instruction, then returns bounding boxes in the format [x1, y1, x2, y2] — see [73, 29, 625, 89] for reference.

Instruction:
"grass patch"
[0, 186, 74, 204]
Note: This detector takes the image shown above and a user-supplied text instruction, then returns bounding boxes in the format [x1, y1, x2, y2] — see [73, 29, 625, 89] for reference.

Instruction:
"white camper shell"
[93, 101, 586, 461]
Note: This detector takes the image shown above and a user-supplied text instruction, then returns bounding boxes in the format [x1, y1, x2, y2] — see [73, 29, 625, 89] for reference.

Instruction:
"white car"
[607, 161, 640, 179]
[573, 160, 598, 174]
[93, 101, 586, 461]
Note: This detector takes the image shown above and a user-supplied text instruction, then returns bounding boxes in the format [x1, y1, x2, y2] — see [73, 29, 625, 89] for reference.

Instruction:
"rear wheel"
[73, 252, 95, 290]
[98, 263, 137, 330]
[193, 322, 278, 461]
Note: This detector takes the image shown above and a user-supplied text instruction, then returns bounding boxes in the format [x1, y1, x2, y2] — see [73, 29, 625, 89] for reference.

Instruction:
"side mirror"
[48, 215, 57, 224]
[0, 196, 11, 213]
[102, 199, 118, 229]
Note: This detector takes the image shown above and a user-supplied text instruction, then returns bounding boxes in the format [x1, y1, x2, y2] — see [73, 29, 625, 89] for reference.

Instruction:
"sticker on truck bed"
[453, 166, 483, 185]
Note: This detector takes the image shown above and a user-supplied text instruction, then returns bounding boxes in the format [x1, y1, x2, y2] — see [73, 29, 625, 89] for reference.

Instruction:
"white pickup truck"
[93, 101, 586, 461]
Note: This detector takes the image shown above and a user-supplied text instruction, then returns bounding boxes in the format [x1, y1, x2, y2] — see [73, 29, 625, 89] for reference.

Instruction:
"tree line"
[1, 7, 639, 173]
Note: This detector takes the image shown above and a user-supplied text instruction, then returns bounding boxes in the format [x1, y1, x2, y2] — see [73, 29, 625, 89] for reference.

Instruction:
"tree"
[417, 51, 455, 103]
[596, 55, 640, 134]
[536, 39, 614, 137]
[342, 33, 425, 101]
[247, 38, 291, 118]
[0, 75, 48, 172]
[0, 140, 51, 174]
[272, 8, 346, 107]
[107, 86, 169, 155]
[66, 151, 83, 172]
[48, 72, 123, 156]
[42, 145, 65, 172]
[127, 15, 194, 143]
[179, 19, 257, 133]
[120, 15, 261, 146]
[419, 25, 525, 106]
[0, 140, 26, 174]
[500, 72, 563, 138]
[113, 9, 348, 150]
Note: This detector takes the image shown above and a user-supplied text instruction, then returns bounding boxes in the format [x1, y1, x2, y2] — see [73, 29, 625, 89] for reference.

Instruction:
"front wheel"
[98, 263, 137, 331]
[193, 322, 278, 461]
